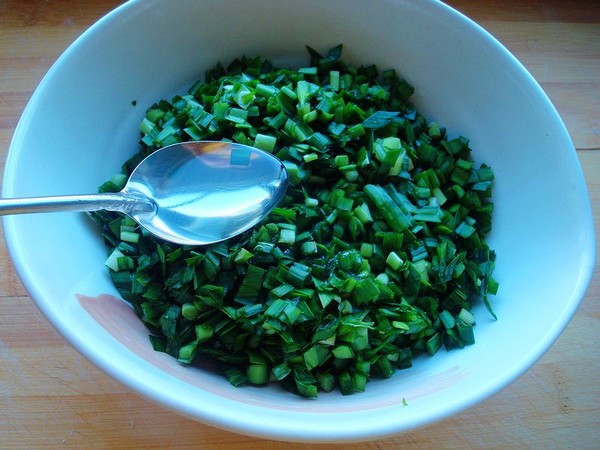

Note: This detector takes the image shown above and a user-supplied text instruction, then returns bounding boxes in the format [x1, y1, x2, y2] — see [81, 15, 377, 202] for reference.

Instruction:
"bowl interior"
[3, 0, 595, 442]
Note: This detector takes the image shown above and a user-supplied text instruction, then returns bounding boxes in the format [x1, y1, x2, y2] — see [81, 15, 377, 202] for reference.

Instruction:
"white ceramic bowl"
[3, 0, 595, 443]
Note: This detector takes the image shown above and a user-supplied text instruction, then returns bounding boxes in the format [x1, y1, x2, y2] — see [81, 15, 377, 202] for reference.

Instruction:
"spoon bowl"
[125, 141, 289, 245]
[0, 141, 288, 245]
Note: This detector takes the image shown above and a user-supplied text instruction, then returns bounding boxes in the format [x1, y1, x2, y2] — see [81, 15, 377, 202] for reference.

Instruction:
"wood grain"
[0, 1, 598, 448]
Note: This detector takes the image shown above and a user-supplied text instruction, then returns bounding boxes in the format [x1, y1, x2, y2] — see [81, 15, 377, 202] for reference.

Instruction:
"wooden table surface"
[0, 1, 598, 448]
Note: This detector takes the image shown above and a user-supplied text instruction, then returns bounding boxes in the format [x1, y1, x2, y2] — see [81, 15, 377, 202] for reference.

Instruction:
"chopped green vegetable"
[91, 45, 498, 398]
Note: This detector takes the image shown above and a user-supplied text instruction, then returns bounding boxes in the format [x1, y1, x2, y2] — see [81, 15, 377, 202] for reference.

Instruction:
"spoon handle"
[0, 192, 152, 216]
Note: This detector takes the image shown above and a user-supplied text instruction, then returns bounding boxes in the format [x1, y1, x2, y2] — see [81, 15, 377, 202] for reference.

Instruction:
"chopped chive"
[93, 45, 497, 398]
[386, 251, 404, 271]
[247, 362, 269, 385]
[254, 133, 277, 152]
[365, 184, 413, 232]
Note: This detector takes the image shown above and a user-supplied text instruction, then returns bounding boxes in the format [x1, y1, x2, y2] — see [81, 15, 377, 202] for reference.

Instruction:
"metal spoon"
[0, 141, 288, 246]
